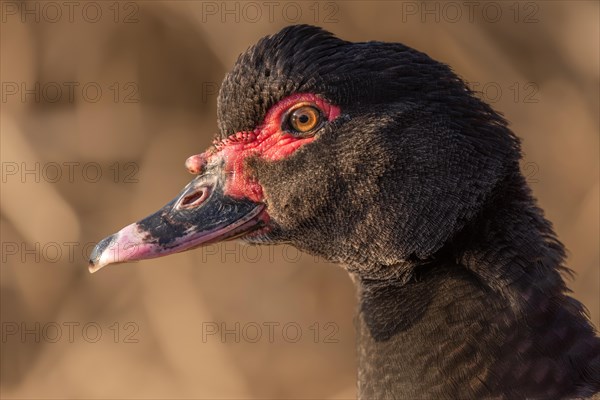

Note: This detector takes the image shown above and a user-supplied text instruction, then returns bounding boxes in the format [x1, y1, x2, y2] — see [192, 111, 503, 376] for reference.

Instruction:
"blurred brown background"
[1, 1, 598, 399]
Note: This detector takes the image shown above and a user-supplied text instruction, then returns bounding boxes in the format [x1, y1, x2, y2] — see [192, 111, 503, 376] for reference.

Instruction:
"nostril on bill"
[178, 187, 211, 209]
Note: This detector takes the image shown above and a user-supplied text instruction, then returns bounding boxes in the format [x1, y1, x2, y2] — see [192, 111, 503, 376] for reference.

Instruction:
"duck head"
[89, 25, 519, 279]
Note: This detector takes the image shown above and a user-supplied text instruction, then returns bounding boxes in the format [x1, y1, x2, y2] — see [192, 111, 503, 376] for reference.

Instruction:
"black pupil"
[298, 114, 309, 124]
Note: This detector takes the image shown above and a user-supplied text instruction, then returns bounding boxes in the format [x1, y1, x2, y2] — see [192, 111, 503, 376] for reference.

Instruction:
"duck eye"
[286, 105, 323, 134]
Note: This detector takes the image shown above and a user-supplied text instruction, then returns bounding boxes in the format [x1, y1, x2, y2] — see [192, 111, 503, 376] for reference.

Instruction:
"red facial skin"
[185, 93, 341, 203]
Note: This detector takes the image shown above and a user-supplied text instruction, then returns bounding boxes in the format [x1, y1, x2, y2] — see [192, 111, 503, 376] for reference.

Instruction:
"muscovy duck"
[89, 25, 600, 399]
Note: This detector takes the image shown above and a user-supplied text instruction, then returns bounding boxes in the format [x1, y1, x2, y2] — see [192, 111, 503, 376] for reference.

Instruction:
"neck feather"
[354, 176, 600, 399]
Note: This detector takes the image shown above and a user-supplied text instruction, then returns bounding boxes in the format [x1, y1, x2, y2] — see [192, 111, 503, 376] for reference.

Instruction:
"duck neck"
[354, 176, 600, 399]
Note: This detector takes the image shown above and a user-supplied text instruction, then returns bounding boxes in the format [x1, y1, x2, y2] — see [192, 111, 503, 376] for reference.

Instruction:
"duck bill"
[88, 168, 265, 273]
